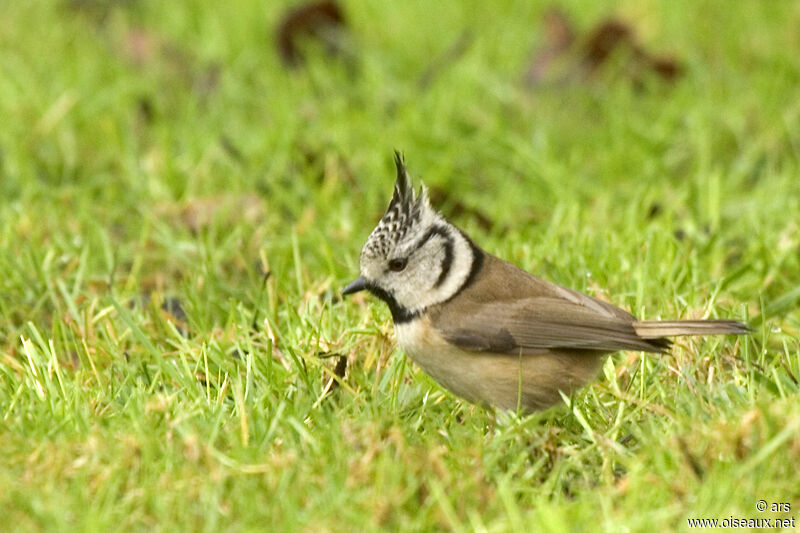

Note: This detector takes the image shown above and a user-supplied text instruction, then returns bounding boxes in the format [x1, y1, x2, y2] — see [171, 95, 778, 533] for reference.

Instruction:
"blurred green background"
[1, 1, 799, 531]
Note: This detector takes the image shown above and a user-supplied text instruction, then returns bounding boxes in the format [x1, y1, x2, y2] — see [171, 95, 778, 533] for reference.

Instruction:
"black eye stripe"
[434, 237, 454, 288]
[411, 225, 450, 253]
[405, 224, 455, 287]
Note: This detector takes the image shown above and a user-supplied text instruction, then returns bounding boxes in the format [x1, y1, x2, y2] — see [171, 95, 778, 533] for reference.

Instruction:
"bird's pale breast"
[395, 316, 604, 411]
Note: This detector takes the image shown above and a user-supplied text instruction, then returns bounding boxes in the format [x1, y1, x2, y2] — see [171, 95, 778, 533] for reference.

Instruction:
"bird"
[343, 152, 749, 412]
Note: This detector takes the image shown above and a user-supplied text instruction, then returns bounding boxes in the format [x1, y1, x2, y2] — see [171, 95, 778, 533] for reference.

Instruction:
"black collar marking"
[452, 229, 484, 297]
[365, 282, 420, 324]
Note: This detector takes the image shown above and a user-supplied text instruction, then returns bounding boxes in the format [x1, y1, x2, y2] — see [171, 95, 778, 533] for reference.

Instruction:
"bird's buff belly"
[394, 317, 604, 411]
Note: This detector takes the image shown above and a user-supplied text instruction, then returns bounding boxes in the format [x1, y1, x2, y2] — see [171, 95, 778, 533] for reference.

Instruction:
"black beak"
[342, 276, 367, 295]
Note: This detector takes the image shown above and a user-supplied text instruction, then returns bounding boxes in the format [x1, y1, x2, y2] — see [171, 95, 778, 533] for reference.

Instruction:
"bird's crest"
[362, 151, 432, 259]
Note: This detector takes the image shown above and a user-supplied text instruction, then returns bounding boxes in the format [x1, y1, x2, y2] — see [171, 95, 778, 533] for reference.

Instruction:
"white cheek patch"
[392, 228, 474, 312]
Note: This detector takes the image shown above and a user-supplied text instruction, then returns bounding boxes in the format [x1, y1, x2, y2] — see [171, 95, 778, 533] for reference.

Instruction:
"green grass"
[2, 0, 799, 531]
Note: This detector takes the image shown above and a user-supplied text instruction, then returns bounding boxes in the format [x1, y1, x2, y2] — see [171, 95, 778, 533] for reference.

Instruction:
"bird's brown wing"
[431, 297, 668, 354]
[428, 253, 668, 354]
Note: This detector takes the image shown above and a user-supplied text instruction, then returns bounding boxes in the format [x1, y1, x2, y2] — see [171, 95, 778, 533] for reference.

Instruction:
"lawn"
[1, 0, 799, 531]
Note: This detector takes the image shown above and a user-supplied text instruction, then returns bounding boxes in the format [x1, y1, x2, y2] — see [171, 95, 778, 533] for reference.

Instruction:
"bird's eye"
[388, 257, 408, 272]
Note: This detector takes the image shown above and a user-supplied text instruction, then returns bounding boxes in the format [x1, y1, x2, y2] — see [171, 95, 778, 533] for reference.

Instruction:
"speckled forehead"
[361, 200, 421, 259]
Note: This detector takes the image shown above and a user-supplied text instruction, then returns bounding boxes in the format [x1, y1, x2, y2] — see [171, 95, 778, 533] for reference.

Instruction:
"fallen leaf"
[525, 10, 683, 87]
[582, 19, 633, 73]
[276, 0, 348, 67]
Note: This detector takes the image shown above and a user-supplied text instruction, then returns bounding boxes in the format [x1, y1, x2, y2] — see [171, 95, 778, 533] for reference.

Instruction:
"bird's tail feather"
[634, 319, 750, 338]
